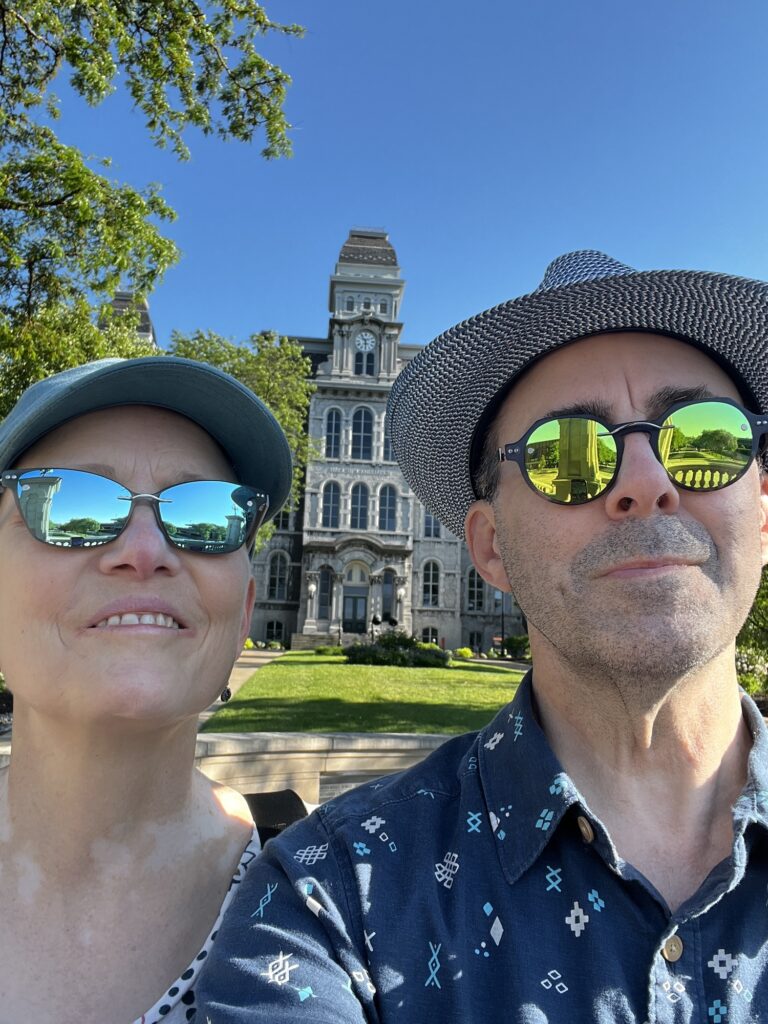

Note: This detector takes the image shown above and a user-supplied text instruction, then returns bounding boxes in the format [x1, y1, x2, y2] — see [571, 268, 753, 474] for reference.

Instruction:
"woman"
[0, 355, 292, 1023]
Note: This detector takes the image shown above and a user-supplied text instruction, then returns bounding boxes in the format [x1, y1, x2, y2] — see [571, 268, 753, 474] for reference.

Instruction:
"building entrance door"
[342, 594, 367, 634]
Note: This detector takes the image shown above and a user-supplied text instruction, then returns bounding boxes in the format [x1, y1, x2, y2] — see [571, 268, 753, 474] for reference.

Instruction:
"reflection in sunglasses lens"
[15, 470, 255, 552]
[662, 402, 752, 490]
[525, 419, 617, 504]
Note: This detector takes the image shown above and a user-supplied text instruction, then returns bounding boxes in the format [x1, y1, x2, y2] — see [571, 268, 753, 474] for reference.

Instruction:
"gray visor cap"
[0, 356, 292, 520]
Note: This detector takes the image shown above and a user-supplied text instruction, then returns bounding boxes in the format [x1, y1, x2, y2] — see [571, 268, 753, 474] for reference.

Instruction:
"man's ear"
[464, 499, 512, 591]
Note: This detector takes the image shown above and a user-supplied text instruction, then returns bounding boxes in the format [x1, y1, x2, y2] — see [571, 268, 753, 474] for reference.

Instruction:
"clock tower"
[248, 227, 524, 657]
[325, 228, 405, 380]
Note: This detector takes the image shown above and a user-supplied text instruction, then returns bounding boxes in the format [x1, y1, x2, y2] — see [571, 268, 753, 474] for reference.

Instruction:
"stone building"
[250, 229, 522, 650]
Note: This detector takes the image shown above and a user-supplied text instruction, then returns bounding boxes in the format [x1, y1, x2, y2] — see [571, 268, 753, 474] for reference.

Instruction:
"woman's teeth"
[94, 612, 180, 629]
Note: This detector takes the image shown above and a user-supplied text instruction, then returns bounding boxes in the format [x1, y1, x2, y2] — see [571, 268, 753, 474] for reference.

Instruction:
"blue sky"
[55, 0, 768, 348]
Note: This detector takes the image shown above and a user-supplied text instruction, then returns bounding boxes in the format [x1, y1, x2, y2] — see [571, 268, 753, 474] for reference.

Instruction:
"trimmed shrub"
[345, 636, 451, 668]
[315, 645, 344, 656]
[412, 646, 451, 668]
[454, 647, 474, 660]
[504, 635, 530, 659]
[377, 630, 419, 651]
[266, 640, 284, 650]
[243, 637, 255, 650]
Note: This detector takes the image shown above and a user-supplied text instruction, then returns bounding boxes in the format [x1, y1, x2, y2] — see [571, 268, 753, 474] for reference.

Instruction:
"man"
[198, 251, 768, 1022]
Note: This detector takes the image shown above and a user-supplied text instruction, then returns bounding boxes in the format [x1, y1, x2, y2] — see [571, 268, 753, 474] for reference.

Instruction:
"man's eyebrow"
[544, 398, 613, 421]
[544, 385, 717, 423]
[644, 385, 716, 418]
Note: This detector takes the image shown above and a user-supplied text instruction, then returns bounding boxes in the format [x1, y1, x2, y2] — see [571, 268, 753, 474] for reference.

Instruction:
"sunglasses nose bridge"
[604, 420, 665, 441]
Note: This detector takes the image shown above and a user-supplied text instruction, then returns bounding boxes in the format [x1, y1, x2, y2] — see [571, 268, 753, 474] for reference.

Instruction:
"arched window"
[325, 408, 341, 459]
[321, 482, 340, 528]
[318, 566, 333, 619]
[355, 351, 375, 376]
[268, 552, 288, 600]
[345, 296, 354, 311]
[423, 561, 440, 607]
[378, 485, 397, 531]
[382, 568, 395, 620]
[266, 620, 284, 642]
[422, 627, 438, 644]
[383, 416, 394, 462]
[379, 299, 388, 314]
[350, 483, 369, 530]
[467, 568, 485, 611]
[351, 408, 373, 460]
[424, 511, 441, 538]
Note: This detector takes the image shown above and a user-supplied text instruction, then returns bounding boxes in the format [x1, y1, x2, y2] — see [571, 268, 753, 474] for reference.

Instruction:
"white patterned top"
[133, 826, 260, 1024]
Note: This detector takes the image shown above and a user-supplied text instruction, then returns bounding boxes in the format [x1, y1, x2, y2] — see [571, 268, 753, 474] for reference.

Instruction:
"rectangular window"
[424, 512, 441, 538]
[274, 509, 290, 531]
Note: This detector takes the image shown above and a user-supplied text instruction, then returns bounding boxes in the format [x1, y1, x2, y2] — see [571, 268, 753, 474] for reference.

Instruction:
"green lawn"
[202, 653, 524, 734]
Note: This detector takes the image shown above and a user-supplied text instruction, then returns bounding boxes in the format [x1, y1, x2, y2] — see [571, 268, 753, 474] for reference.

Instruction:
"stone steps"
[289, 632, 367, 651]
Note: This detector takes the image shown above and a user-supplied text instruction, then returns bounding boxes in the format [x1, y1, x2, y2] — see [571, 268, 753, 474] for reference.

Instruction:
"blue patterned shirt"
[198, 673, 768, 1023]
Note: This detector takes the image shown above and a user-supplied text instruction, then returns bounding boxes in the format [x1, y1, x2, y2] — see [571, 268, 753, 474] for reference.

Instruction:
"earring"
[220, 687, 232, 703]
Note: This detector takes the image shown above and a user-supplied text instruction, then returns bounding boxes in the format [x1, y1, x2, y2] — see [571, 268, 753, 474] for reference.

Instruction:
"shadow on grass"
[202, 696, 510, 734]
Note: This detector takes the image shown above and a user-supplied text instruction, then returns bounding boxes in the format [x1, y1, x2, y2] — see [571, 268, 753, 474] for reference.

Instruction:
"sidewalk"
[198, 648, 284, 728]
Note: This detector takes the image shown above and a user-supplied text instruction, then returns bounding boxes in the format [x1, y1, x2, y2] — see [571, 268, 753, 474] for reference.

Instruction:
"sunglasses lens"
[525, 419, 618, 504]
[159, 481, 262, 553]
[13, 471, 266, 552]
[15, 469, 128, 547]
[662, 402, 753, 489]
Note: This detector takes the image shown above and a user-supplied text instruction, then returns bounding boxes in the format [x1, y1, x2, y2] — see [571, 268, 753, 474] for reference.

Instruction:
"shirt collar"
[477, 673, 768, 886]
[477, 670, 586, 885]
[733, 690, 768, 829]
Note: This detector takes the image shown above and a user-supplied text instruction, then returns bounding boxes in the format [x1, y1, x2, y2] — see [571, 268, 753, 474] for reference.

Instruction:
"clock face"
[355, 330, 376, 352]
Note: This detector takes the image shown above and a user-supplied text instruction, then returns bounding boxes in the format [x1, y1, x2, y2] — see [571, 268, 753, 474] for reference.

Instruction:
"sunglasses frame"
[498, 397, 768, 506]
[0, 468, 270, 554]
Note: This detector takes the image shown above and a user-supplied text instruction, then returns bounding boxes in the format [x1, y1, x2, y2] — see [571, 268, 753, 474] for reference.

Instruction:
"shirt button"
[576, 815, 595, 843]
[662, 935, 684, 962]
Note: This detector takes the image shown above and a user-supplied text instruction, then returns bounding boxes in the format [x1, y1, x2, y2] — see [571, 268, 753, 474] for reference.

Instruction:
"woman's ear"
[239, 575, 257, 647]
[464, 499, 512, 592]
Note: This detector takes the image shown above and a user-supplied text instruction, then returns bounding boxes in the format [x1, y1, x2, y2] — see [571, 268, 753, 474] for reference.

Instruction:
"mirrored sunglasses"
[498, 398, 768, 506]
[0, 468, 270, 553]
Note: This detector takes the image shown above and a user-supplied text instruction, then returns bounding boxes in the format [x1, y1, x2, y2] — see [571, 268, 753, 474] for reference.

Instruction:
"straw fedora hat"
[387, 250, 768, 539]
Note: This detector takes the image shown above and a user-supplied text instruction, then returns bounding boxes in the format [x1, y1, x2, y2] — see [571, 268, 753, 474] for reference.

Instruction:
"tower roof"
[338, 229, 398, 267]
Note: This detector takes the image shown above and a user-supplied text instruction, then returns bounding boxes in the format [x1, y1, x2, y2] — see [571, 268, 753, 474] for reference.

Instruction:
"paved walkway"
[198, 648, 284, 728]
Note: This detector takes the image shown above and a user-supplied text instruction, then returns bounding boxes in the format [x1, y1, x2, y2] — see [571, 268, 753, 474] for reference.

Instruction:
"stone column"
[394, 574, 409, 633]
[332, 572, 345, 642]
[369, 574, 383, 620]
[303, 571, 319, 634]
